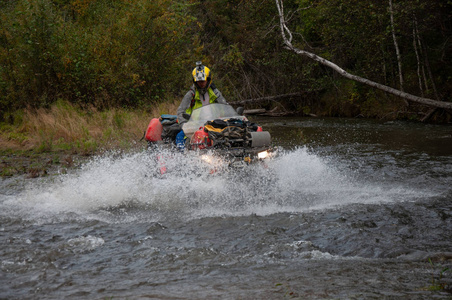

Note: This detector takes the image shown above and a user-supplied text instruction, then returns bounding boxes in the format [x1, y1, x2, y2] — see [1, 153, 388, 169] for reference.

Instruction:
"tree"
[275, 0, 452, 110]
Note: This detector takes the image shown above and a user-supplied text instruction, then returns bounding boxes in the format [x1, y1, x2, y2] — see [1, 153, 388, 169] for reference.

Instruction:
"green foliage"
[36, 132, 54, 153]
[0, 166, 16, 177]
[0, 0, 196, 112]
[5, 131, 28, 145]
[298, 0, 451, 102]
[0, 0, 450, 120]
[184, 0, 322, 101]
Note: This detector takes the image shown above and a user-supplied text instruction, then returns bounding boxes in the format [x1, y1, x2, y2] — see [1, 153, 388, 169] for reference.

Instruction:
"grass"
[0, 99, 180, 177]
[425, 258, 451, 292]
[1, 99, 180, 153]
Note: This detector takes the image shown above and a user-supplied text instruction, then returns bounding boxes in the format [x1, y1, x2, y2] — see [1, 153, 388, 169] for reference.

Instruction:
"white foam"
[66, 235, 105, 252]
[0, 147, 436, 222]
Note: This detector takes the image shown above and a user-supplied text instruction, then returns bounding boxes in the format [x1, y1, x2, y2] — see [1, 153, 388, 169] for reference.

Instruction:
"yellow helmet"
[192, 61, 211, 83]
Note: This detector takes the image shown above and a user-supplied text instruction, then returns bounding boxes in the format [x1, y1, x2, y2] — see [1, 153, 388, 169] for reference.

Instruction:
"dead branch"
[230, 92, 305, 105]
[275, 0, 452, 110]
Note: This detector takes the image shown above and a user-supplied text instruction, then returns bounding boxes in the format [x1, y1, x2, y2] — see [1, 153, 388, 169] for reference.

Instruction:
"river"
[1, 117, 451, 299]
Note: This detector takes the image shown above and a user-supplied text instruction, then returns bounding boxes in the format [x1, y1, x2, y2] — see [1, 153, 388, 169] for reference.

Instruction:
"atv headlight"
[201, 154, 224, 165]
[201, 154, 214, 164]
[258, 150, 269, 159]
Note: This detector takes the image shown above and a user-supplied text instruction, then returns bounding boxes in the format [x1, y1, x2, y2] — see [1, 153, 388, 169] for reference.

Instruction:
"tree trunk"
[231, 92, 305, 105]
[412, 18, 424, 97]
[414, 19, 430, 93]
[275, 0, 452, 110]
[389, 0, 405, 93]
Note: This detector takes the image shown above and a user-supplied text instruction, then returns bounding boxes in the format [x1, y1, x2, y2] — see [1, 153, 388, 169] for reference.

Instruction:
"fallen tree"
[231, 92, 305, 105]
[231, 92, 306, 116]
[275, 0, 452, 111]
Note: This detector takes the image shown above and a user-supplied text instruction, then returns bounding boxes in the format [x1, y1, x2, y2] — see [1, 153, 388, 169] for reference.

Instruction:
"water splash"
[0, 147, 434, 223]
[65, 235, 105, 253]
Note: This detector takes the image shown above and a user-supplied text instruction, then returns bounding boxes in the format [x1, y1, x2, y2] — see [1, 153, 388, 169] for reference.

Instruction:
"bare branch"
[275, 0, 452, 110]
[276, 0, 293, 44]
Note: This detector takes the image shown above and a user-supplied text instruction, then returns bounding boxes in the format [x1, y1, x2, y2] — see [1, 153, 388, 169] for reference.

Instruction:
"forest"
[1, 0, 451, 122]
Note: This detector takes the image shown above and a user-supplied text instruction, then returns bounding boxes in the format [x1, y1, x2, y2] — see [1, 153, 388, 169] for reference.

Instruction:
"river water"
[1, 117, 451, 299]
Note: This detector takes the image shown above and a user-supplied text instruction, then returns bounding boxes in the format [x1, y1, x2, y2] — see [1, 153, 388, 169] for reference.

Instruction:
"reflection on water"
[258, 117, 452, 156]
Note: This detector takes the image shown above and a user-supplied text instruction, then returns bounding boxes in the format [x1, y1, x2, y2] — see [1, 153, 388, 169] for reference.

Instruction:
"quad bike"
[144, 103, 274, 173]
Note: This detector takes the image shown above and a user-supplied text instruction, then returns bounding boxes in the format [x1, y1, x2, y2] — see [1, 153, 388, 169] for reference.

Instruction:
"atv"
[144, 103, 274, 172]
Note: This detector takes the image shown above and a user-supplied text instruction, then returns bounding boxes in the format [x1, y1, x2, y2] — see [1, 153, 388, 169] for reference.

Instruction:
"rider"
[175, 61, 228, 149]
[176, 61, 228, 124]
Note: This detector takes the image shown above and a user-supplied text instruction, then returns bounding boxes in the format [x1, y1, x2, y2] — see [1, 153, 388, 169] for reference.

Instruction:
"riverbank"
[0, 147, 147, 178]
[0, 100, 180, 177]
[1, 149, 75, 178]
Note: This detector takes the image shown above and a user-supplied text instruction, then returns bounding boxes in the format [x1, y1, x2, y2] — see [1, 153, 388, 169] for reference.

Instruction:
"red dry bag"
[145, 118, 163, 142]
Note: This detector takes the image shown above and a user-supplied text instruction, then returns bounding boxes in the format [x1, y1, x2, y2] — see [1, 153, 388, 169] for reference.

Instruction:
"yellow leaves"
[131, 73, 145, 88]
[70, 0, 95, 16]
[64, 57, 72, 65]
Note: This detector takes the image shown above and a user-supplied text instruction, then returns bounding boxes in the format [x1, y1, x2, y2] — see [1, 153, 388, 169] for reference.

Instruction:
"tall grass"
[0, 100, 180, 154]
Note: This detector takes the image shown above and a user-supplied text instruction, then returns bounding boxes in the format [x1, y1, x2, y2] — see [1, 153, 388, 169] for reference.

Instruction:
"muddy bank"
[0, 150, 86, 178]
[0, 137, 150, 178]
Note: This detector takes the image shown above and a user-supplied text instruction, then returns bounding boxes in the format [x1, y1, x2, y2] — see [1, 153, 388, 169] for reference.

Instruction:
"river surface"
[1, 117, 452, 299]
